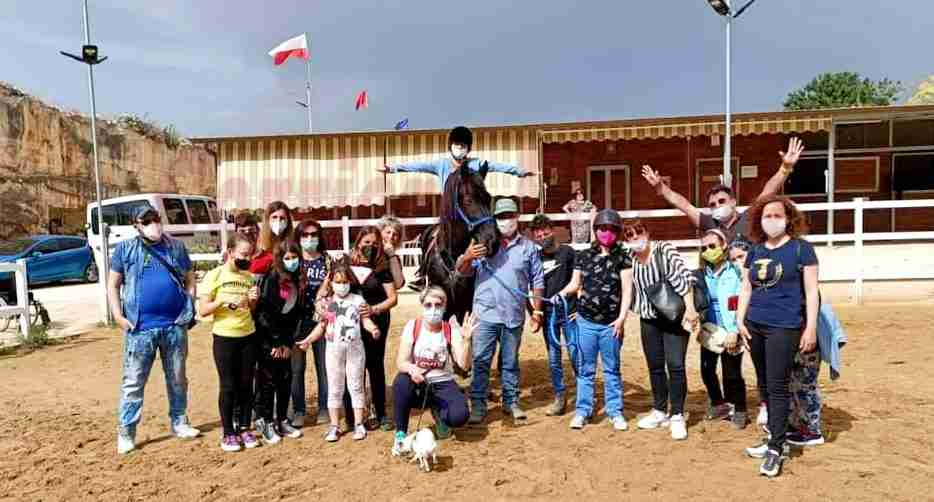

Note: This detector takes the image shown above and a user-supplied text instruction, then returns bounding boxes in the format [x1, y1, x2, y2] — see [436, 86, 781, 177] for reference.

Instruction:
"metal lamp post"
[61, 0, 111, 324]
[706, 0, 758, 187]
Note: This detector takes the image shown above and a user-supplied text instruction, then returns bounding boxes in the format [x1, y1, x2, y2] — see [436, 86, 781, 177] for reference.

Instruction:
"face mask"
[141, 223, 163, 242]
[270, 220, 287, 236]
[712, 205, 734, 222]
[450, 145, 468, 161]
[234, 258, 251, 271]
[283, 258, 300, 273]
[423, 307, 444, 324]
[627, 239, 648, 253]
[596, 230, 618, 247]
[332, 283, 350, 298]
[702, 247, 724, 264]
[301, 237, 319, 252]
[762, 218, 787, 238]
[538, 237, 556, 251]
[361, 245, 377, 262]
[497, 218, 518, 236]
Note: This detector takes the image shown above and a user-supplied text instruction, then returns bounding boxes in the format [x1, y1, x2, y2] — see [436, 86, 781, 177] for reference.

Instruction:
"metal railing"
[190, 198, 934, 304]
[0, 260, 31, 340]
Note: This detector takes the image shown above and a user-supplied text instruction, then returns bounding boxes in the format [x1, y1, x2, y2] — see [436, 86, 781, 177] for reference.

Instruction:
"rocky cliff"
[0, 82, 215, 238]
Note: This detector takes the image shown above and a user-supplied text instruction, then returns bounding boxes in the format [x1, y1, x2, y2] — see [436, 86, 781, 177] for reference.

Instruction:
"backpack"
[412, 318, 452, 345]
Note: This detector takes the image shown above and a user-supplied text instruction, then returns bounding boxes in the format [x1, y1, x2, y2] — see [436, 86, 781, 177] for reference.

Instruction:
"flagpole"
[304, 34, 312, 133]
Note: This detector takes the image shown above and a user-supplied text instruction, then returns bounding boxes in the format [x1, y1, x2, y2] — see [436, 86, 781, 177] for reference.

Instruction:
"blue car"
[0, 235, 98, 286]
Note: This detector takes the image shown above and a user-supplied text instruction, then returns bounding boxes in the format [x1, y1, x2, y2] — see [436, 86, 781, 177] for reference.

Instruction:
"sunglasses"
[301, 231, 319, 238]
[422, 302, 444, 309]
[138, 215, 162, 225]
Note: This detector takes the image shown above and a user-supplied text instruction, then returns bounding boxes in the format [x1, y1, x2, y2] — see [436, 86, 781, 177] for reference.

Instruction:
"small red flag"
[355, 90, 368, 110]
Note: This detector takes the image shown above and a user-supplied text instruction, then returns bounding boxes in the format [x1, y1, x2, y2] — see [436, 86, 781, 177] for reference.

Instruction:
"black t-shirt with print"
[575, 243, 633, 325]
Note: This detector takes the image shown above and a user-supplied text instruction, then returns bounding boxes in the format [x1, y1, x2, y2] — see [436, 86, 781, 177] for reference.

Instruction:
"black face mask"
[234, 258, 251, 271]
[361, 245, 377, 262]
[540, 237, 556, 251]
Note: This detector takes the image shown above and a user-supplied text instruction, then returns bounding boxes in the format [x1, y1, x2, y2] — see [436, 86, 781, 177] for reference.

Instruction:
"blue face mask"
[423, 307, 444, 324]
[283, 258, 300, 273]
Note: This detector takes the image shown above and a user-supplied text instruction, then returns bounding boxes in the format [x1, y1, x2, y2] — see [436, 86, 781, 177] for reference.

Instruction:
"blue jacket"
[111, 236, 194, 333]
[693, 262, 742, 334]
[389, 157, 527, 190]
[817, 302, 847, 380]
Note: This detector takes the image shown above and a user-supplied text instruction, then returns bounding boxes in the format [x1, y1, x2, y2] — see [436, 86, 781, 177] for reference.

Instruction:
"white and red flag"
[268, 34, 309, 65]
[354, 90, 368, 110]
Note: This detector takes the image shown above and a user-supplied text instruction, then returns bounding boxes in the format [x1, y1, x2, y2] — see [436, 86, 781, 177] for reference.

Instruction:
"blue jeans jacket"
[389, 157, 526, 191]
[111, 236, 194, 333]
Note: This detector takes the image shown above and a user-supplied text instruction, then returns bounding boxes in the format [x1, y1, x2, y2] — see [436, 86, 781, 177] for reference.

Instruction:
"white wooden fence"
[0, 260, 31, 340]
[190, 198, 934, 305]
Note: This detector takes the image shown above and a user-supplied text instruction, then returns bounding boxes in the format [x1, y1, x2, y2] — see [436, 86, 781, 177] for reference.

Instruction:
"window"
[796, 131, 830, 151]
[894, 154, 934, 191]
[163, 198, 190, 225]
[115, 201, 152, 226]
[893, 119, 934, 147]
[835, 121, 889, 149]
[58, 238, 87, 251]
[33, 240, 59, 254]
[90, 206, 118, 234]
[207, 200, 220, 223]
[186, 199, 212, 224]
[784, 158, 827, 195]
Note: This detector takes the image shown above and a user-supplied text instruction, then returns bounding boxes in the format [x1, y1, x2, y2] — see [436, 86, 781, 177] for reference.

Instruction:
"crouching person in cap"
[110, 204, 200, 454]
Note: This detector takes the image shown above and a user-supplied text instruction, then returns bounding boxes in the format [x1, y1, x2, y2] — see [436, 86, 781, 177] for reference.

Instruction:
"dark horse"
[418, 162, 500, 323]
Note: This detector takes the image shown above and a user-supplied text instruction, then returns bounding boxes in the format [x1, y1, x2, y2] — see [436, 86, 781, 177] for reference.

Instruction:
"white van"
[86, 194, 224, 262]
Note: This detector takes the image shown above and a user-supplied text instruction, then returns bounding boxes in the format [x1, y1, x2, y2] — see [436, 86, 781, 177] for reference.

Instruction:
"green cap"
[493, 198, 519, 216]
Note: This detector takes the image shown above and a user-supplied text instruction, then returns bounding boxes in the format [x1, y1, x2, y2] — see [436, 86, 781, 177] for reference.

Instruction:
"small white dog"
[402, 428, 438, 472]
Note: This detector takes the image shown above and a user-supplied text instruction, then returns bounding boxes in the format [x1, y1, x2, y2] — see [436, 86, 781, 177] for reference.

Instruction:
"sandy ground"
[1, 296, 933, 502]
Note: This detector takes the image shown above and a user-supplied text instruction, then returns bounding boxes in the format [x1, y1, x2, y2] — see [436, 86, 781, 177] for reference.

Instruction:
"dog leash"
[414, 381, 433, 431]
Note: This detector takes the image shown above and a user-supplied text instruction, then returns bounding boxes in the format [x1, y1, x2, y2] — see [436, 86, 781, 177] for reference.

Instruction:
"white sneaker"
[325, 425, 340, 442]
[745, 440, 769, 459]
[352, 424, 367, 441]
[757, 402, 768, 428]
[569, 415, 587, 430]
[171, 418, 201, 439]
[610, 415, 629, 431]
[278, 420, 303, 439]
[117, 431, 136, 455]
[637, 409, 670, 430]
[669, 414, 687, 440]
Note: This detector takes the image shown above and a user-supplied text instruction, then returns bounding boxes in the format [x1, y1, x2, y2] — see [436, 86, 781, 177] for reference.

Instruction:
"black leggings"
[212, 334, 257, 436]
[345, 313, 390, 425]
[640, 317, 689, 416]
[255, 345, 293, 423]
[700, 346, 747, 412]
[747, 320, 801, 452]
[392, 374, 469, 434]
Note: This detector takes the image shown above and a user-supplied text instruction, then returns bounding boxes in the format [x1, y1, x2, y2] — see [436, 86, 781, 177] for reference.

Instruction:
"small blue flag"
[394, 118, 409, 130]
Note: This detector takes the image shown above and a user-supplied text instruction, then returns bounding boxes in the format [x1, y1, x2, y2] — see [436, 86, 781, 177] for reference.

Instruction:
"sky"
[3, 0, 931, 139]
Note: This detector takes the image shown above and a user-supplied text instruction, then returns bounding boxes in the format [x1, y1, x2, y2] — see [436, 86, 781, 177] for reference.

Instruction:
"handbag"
[138, 237, 198, 329]
[644, 243, 686, 324]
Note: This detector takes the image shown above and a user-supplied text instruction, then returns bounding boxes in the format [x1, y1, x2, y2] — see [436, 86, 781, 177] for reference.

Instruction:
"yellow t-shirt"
[200, 265, 255, 337]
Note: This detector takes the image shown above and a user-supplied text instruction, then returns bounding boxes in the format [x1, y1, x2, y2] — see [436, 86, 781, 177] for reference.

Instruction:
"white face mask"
[423, 307, 444, 325]
[270, 219, 287, 236]
[332, 283, 351, 298]
[762, 218, 787, 238]
[300, 237, 319, 252]
[450, 145, 468, 161]
[141, 223, 163, 242]
[712, 205, 734, 222]
[496, 218, 518, 236]
[627, 239, 648, 253]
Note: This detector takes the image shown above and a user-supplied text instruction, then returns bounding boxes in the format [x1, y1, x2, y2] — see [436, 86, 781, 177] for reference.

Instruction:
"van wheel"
[84, 262, 99, 283]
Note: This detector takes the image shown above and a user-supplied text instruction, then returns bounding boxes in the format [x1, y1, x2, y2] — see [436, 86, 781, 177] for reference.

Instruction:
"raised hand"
[641, 165, 665, 193]
[376, 165, 390, 174]
[780, 137, 805, 168]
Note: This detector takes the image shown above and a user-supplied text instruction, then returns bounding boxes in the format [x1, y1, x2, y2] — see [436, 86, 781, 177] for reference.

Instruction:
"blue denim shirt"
[471, 235, 545, 329]
[390, 157, 526, 191]
[111, 236, 194, 333]
[703, 262, 742, 334]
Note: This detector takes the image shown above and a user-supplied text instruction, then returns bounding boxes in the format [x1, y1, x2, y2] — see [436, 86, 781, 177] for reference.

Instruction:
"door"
[54, 238, 92, 280]
[587, 165, 630, 211]
[25, 240, 60, 283]
[696, 158, 740, 206]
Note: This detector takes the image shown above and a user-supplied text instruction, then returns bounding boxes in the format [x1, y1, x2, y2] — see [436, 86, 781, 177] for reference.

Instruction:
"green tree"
[783, 72, 903, 111]
[907, 75, 934, 105]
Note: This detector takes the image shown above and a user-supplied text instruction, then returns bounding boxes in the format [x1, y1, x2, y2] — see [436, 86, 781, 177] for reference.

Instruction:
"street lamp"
[61, 0, 112, 325]
[706, 0, 758, 187]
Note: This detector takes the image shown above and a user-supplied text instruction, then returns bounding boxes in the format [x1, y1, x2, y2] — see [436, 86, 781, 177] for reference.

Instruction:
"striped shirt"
[631, 241, 695, 320]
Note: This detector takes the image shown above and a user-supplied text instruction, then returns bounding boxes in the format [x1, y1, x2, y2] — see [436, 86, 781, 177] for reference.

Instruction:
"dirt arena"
[1, 297, 932, 501]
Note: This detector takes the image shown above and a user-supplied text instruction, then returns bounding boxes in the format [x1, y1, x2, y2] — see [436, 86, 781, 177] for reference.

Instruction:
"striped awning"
[541, 116, 832, 144]
[385, 127, 539, 197]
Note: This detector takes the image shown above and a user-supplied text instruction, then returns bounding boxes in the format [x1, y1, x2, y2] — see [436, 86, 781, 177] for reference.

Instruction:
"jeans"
[469, 321, 523, 413]
[747, 321, 801, 452]
[212, 334, 257, 436]
[542, 312, 578, 396]
[392, 374, 469, 434]
[117, 325, 190, 434]
[700, 346, 747, 412]
[640, 317, 689, 416]
[574, 316, 623, 419]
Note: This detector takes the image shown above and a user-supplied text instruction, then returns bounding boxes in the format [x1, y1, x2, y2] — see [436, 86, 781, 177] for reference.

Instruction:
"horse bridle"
[454, 202, 494, 233]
